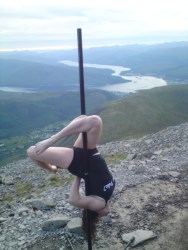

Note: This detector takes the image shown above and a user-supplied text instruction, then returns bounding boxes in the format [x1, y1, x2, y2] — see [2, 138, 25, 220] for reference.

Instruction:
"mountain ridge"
[1, 42, 188, 89]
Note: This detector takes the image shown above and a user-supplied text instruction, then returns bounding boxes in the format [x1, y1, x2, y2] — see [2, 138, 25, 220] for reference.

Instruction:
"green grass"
[48, 175, 74, 187]
[1, 195, 13, 202]
[99, 84, 188, 143]
[104, 154, 127, 165]
[16, 182, 35, 197]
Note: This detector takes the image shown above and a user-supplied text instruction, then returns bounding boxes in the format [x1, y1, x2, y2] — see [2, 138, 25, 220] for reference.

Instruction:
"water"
[0, 62, 167, 94]
[60, 60, 167, 93]
[101, 75, 167, 93]
[0, 87, 35, 93]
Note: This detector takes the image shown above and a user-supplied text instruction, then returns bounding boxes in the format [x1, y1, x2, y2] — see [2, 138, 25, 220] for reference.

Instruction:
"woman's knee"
[89, 115, 102, 130]
[27, 146, 36, 158]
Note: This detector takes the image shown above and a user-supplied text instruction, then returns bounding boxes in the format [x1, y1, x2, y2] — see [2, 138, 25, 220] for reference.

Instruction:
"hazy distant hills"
[0, 41, 188, 90]
[0, 58, 122, 90]
[80, 42, 188, 82]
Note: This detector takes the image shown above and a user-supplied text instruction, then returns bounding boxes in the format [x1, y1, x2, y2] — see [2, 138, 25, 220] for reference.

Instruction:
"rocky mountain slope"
[0, 122, 188, 250]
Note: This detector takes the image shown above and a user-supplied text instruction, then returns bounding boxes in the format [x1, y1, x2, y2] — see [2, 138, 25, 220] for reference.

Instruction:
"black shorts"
[68, 146, 115, 202]
[68, 147, 98, 178]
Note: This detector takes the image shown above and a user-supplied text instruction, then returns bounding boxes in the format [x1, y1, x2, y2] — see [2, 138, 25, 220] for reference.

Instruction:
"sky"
[0, 0, 188, 51]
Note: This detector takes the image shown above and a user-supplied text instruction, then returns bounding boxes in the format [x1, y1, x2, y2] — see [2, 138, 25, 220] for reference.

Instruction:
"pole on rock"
[77, 28, 92, 250]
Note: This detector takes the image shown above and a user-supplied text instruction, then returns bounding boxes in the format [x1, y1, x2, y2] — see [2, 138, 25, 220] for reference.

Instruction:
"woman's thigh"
[74, 115, 103, 149]
[28, 146, 73, 169]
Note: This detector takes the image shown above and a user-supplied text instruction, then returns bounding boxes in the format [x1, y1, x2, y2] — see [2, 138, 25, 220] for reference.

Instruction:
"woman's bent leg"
[27, 115, 103, 171]
[27, 146, 73, 171]
[73, 115, 103, 149]
[30, 159, 58, 173]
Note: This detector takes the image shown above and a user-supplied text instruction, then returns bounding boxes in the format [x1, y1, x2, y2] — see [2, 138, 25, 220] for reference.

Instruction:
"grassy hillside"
[0, 89, 118, 139]
[55, 84, 188, 146]
[99, 84, 188, 143]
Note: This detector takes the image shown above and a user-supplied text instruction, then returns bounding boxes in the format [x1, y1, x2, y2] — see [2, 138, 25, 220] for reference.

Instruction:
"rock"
[125, 204, 131, 209]
[137, 151, 153, 159]
[158, 171, 181, 180]
[154, 150, 162, 155]
[168, 171, 181, 178]
[127, 153, 137, 161]
[17, 207, 30, 216]
[18, 236, 26, 241]
[0, 235, 5, 242]
[0, 175, 14, 185]
[135, 166, 146, 174]
[0, 217, 7, 223]
[128, 165, 136, 171]
[145, 139, 153, 145]
[158, 172, 170, 180]
[42, 216, 69, 231]
[67, 217, 82, 234]
[18, 224, 26, 230]
[122, 229, 157, 247]
[18, 240, 26, 246]
[9, 212, 15, 217]
[103, 214, 112, 223]
[26, 198, 56, 210]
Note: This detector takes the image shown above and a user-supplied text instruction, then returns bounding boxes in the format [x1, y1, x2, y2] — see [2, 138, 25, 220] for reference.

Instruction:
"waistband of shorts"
[73, 146, 98, 156]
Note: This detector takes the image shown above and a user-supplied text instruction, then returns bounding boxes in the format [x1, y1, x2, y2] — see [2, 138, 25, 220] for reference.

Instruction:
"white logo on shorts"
[103, 180, 114, 192]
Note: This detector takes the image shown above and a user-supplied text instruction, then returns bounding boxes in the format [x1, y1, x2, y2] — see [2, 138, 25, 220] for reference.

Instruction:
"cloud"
[0, 0, 188, 50]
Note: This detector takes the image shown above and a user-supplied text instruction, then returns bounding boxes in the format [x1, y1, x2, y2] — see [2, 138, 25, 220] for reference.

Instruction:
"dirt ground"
[30, 176, 188, 250]
[82, 178, 188, 250]
[108, 179, 188, 250]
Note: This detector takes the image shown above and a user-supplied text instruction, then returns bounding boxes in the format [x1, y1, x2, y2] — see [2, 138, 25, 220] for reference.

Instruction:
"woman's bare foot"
[50, 165, 58, 174]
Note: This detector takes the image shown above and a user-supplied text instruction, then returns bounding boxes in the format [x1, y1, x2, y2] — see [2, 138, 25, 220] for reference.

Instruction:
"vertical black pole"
[77, 28, 92, 250]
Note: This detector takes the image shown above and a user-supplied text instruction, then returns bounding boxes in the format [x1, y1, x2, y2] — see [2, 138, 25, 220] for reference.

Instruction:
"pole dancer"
[27, 29, 115, 248]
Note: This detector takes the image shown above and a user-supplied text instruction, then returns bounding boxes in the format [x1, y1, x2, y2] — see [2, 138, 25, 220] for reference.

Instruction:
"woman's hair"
[82, 209, 99, 240]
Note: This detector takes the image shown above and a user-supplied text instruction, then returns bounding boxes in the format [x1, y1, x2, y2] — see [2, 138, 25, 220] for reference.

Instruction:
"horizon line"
[0, 40, 188, 52]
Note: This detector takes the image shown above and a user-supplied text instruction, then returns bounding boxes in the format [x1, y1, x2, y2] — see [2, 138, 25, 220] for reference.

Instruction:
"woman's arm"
[35, 116, 89, 154]
[68, 177, 105, 211]
[68, 176, 82, 205]
[35, 136, 57, 154]
[35, 125, 69, 154]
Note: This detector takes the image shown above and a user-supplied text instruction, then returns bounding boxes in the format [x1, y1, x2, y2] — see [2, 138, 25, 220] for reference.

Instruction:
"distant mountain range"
[0, 41, 188, 90]
[0, 58, 123, 90]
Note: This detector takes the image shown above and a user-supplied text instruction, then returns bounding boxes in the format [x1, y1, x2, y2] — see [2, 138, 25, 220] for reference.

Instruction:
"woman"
[27, 115, 115, 239]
